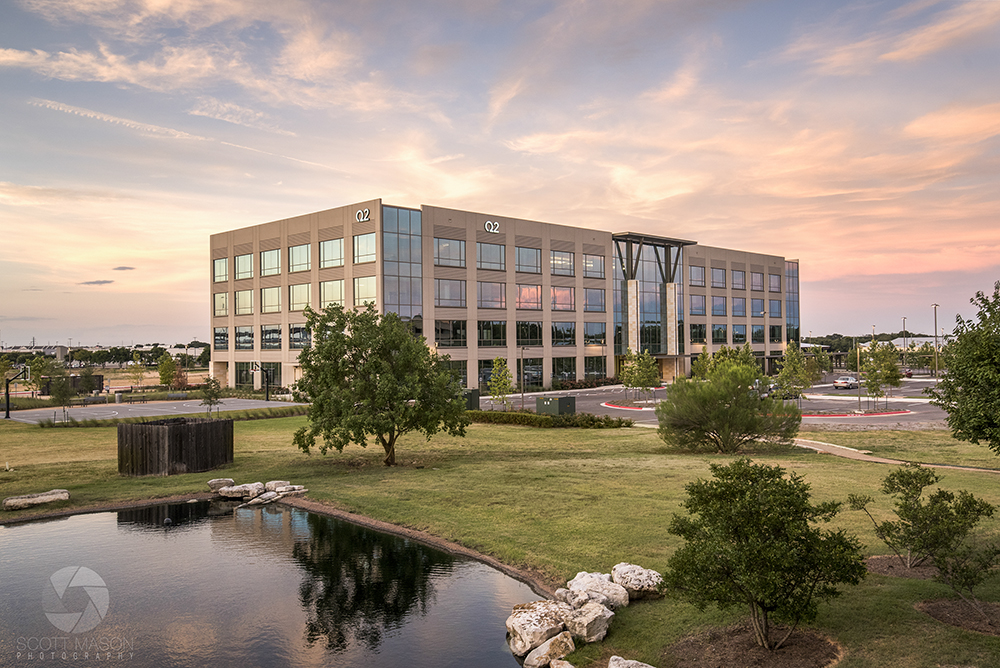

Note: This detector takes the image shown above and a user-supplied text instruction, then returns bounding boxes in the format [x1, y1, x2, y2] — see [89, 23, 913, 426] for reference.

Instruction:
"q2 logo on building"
[43, 566, 109, 633]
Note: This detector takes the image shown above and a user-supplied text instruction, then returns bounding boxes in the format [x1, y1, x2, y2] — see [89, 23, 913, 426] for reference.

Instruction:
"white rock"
[217, 482, 265, 499]
[506, 600, 572, 656]
[247, 491, 280, 505]
[554, 587, 590, 609]
[264, 480, 291, 493]
[523, 631, 574, 668]
[207, 478, 234, 491]
[566, 602, 614, 643]
[3, 489, 70, 511]
[277, 488, 307, 496]
[567, 572, 629, 610]
[550, 661, 576, 668]
[608, 657, 657, 668]
[275, 485, 305, 493]
[611, 563, 664, 600]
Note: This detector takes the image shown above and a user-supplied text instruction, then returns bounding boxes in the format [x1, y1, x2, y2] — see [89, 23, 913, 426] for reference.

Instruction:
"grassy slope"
[2, 420, 1000, 666]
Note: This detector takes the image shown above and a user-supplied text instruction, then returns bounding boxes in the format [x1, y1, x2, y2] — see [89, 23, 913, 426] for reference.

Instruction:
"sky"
[1, 0, 999, 348]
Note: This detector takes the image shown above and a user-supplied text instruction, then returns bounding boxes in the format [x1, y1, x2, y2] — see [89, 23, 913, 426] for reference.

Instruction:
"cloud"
[29, 99, 208, 140]
[79, 280, 114, 285]
[880, 0, 1000, 62]
[112, 266, 135, 271]
[905, 103, 1000, 144]
[188, 97, 295, 135]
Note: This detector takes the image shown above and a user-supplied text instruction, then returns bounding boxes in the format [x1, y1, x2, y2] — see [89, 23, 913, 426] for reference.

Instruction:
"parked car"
[903, 368, 913, 378]
[833, 376, 858, 389]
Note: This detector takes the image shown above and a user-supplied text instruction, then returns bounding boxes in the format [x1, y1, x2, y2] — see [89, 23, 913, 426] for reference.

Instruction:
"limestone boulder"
[550, 661, 575, 668]
[566, 602, 614, 643]
[523, 631, 574, 668]
[608, 657, 657, 668]
[554, 587, 590, 609]
[217, 482, 265, 499]
[506, 600, 572, 656]
[611, 563, 664, 600]
[567, 571, 629, 610]
[276, 485, 306, 494]
[247, 491, 280, 505]
[207, 478, 235, 492]
[3, 489, 70, 511]
[265, 480, 291, 493]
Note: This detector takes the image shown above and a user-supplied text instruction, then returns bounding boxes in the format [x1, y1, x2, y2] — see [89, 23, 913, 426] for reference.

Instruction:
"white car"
[833, 376, 858, 389]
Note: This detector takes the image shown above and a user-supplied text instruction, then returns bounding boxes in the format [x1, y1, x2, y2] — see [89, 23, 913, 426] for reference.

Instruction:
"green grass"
[799, 427, 1000, 470]
[3, 420, 1000, 666]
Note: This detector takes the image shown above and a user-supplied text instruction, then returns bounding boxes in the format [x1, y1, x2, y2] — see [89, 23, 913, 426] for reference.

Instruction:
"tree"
[128, 352, 146, 389]
[656, 359, 800, 453]
[157, 352, 177, 387]
[200, 376, 224, 416]
[171, 365, 189, 390]
[632, 350, 659, 402]
[487, 357, 515, 411]
[928, 281, 1000, 453]
[197, 347, 211, 367]
[49, 373, 74, 407]
[27, 356, 56, 397]
[863, 341, 902, 409]
[805, 346, 833, 383]
[293, 303, 470, 466]
[692, 344, 759, 379]
[775, 344, 810, 399]
[664, 459, 866, 651]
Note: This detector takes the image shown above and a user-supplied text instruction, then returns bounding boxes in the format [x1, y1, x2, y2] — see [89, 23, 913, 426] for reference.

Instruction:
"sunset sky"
[2, 0, 999, 347]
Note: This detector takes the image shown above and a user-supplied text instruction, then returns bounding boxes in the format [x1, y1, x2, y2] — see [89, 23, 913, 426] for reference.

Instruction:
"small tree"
[775, 344, 811, 400]
[27, 355, 56, 397]
[200, 376, 224, 416]
[633, 349, 659, 402]
[656, 360, 800, 453]
[48, 373, 75, 407]
[171, 366, 189, 390]
[128, 352, 146, 390]
[664, 459, 866, 651]
[158, 352, 177, 387]
[293, 303, 470, 466]
[487, 356, 515, 411]
[197, 347, 211, 367]
[620, 349, 638, 399]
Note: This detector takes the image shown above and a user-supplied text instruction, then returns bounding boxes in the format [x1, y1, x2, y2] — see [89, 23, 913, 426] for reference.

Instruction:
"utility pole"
[931, 303, 940, 379]
[901, 317, 907, 370]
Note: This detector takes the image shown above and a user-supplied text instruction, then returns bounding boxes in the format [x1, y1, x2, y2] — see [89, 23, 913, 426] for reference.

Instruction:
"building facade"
[209, 200, 799, 390]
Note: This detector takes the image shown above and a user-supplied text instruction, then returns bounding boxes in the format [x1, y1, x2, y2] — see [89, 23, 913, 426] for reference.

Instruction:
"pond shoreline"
[0, 492, 557, 599]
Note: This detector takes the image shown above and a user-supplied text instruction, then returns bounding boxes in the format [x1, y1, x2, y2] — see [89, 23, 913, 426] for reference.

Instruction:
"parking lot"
[5, 398, 305, 425]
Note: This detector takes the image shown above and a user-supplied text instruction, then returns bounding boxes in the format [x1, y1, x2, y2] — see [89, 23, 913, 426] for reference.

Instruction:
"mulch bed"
[661, 623, 843, 668]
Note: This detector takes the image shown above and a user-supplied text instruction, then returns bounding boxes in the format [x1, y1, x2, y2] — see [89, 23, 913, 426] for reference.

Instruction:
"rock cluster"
[207, 478, 307, 507]
[506, 562, 663, 668]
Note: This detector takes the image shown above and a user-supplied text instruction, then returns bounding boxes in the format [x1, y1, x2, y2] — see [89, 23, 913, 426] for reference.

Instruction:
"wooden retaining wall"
[118, 418, 234, 477]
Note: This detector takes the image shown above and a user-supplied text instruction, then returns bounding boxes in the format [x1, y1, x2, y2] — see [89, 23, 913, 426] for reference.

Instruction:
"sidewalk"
[794, 437, 1000, 474]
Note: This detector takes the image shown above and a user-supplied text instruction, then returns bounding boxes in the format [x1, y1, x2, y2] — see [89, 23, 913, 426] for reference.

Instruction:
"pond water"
[0, 501, 540, 667]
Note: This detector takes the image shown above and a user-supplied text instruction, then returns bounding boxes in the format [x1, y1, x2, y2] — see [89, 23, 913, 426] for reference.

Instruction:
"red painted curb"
[803, 411, 911, 418]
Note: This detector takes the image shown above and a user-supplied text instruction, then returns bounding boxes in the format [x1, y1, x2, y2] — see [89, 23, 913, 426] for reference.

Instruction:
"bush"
[466, 409, 633, 429]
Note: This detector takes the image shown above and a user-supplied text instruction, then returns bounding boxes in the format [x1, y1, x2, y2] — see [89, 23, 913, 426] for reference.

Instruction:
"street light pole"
[901, 316, 907, 370]
[932, 303, 940, 379]
[520, 346, 525, 411]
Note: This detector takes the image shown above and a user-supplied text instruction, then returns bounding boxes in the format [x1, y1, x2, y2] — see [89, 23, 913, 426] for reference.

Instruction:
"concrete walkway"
[794, 437, 1000, 475]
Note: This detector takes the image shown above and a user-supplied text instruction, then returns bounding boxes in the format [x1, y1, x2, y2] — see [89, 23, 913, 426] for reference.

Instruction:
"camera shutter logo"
[43, 566, 109, 633]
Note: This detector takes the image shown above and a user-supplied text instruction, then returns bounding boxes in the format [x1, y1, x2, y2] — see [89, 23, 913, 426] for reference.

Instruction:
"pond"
[0, 501, 540, 667]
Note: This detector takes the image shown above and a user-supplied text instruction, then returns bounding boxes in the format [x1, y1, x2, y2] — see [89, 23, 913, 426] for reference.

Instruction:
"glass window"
[516, 284, 542, 310]
[551, 250, 574, 276]
[552, 357, 576, 382]
[733, 324, 747, 344]
[584, 356, 606, 380]
[770, 324, 783, 343]
[711, 267, 726, 288]
[261, 249, 281, 276]
[733, 297, 746, 317]
[320, 280, 344, 308]
[443, 359, 467, 386]
[213, 292, 228, 317]
[477, 242, 505, 271]
[516, 321, 543, 346]
[477, 282, 506, 309]
[235, 254, 252, 280]
[261, 286, 281, 314]
[261, 324, 281, 350]
[235, 325, 253, 350]
[712, 324, 727, 344]
[552, 322, 576, 346]
[354, 233, 376, 264]
[584, 322, 606, 345]
[288, 244, 311, 273]
[712, 296, 726, 317]
[213, 327, 228, 350]
[551, 286, 575, 311]
[752, 324, 765, 343]
[515, 247, 541, 273]
[583, 254, 605, 279]
[769, 299, 782, 318]
[434, 238, 465, 267]
[320, 238, 344, 268]
[289, 323, 310, 349]
[235, 290, 253, 315]
[690, 323, 706, 343]
[434, 279, 466, 308]
[436, 320, 468, 347]
[517, 357, 543, 389]
[690, 294, 706, 316]
[584, 288, 605, 312]
[289, 284, 310, 311]
[732, 270, 745, 290]
[213, 257, 228, 282]
[769, 273, 781, 292]
[477, 320, 507, 347]
[354, 276, 376, 305]
[689, 265, 705, 287]
[751, 298, 765, 317]
[751, 272, 764, 291]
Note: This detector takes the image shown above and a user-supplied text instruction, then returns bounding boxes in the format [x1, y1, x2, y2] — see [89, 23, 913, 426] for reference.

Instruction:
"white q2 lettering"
[484, 220, 500, 234]
[356, 208, 370, 222]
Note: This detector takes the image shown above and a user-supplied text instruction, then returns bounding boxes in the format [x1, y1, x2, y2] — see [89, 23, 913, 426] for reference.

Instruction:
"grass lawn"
[2, 419, 1000, 666]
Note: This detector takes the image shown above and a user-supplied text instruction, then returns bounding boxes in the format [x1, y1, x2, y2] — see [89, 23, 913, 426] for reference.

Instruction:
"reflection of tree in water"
[293, 513, 457, 652]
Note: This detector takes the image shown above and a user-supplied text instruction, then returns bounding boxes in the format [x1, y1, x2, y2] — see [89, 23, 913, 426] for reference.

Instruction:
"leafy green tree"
[200, 376, 224, 416]
[690, 349, 712, 379]
[157, 352, 177, 387]
[693, 344, 759, 380]
[775, 345, 810, 399]
[656, 360, 800, 453]
[487, 356, 515, 411]
[805, 346, 833, 383]
[128, 352, 146, 389]
[78, 367, 97, 394]
[0, 356, 11, 382]
[48, 373, 74, 407]
[632, 349, 659, 401]
[620, 348, 638, 398]
[293, 303, 470, 466]
[664, 459, 866, 651]
[862, 341, 902, 409]
[928, 282, 1000, 453]
[27, 356, 57, 397]
[197, 346, 211, 367]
